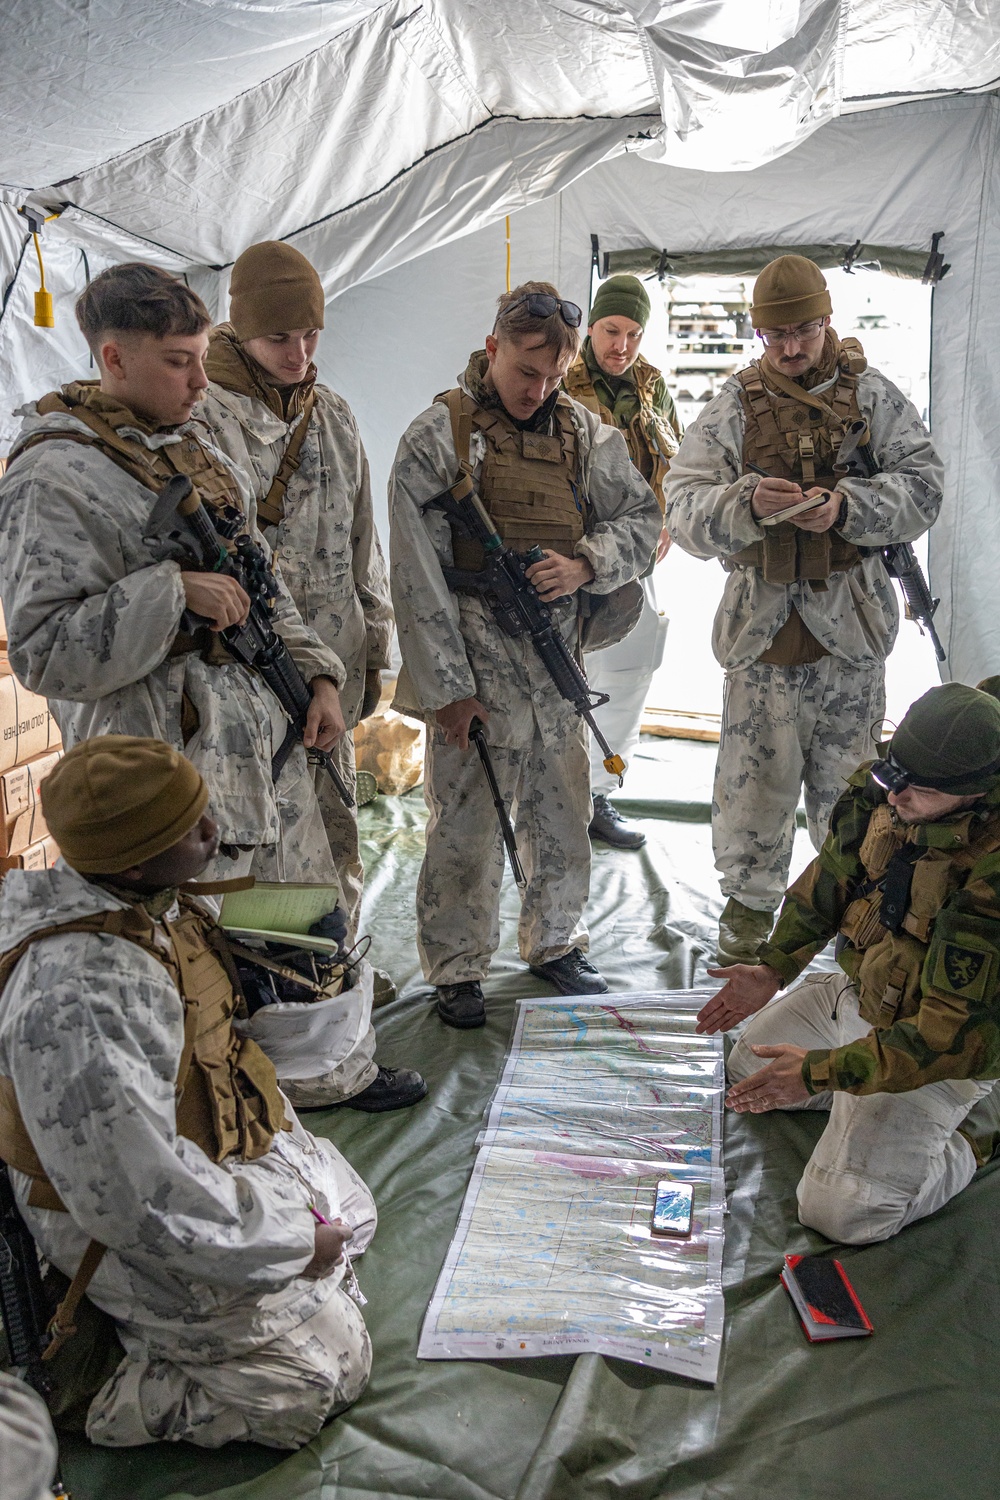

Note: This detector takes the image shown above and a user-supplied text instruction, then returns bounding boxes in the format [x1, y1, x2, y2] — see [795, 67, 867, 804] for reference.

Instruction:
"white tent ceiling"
[1, 1, 999, 679]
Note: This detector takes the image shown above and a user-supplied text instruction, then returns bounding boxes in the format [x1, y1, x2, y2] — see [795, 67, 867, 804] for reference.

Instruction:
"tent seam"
[49, 111, 657, 272]
[0, 233, 30, 330]
[944, 93, 998, 671]
[248, 112, 659, 266]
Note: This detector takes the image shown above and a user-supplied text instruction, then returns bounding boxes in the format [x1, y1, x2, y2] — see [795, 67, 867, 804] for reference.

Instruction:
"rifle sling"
[255, 388, 316, 530]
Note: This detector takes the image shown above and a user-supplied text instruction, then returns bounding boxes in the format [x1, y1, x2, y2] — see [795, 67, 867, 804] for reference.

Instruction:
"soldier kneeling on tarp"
[696, 681, 1000, 1245]
[0, 736, 376, 1449]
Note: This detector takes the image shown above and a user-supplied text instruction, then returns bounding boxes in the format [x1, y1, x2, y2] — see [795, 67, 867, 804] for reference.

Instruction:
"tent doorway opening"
[639, 264, 937, 733]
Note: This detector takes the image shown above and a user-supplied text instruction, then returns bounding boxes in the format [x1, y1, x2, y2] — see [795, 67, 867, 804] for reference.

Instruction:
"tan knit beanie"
[750, 255, 832, 328]
[42, 736, 209, 874]
[229, 242, 325, 341]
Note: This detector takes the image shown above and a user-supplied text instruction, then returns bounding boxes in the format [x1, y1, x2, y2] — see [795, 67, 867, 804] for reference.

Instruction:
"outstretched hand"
[695, 963, 782, 1034]
[725, 1045, 810, 1112]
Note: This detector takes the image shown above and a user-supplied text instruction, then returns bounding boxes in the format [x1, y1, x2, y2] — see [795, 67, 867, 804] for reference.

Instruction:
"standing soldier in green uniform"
[664, 256, 943, 965]
[697, 682, 1000, 1245]
[563, 275, 681, 850]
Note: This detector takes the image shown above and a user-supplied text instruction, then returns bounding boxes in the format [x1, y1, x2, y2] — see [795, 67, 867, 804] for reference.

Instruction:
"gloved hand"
[308, 905, 350, 950]
[360, 669, 382, 720]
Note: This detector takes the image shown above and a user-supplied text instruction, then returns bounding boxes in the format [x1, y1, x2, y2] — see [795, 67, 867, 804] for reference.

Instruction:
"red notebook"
[781, 1253, 873, 1342]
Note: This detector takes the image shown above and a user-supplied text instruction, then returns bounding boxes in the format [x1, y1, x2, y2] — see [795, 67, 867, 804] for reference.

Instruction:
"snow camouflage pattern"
[758, 766, 1000, 1097]
[389, 364, 661, 982]
[663, 361, 943, 910]
[714, 655, 885, 910]
[198, 383, 391, 931]
[0, 864, 376, 1448]
[0, 406, 345, 858]
[662, 365, 944, 670]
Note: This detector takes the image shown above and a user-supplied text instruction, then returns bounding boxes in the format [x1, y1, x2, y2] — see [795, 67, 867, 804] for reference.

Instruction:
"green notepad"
[220, 882, 340, 946]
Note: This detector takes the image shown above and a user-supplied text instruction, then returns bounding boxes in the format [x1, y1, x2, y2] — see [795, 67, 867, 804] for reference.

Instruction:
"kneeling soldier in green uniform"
[696, 682, 1000, 1245]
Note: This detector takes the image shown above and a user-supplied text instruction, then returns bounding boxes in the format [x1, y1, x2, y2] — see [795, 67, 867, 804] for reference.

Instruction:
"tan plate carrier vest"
[836, 800, 1000, 1034]
[0, 896, 289, 1358]
[13, 385, 242, 514]
[729, 339, 867, 588]
[435, 387, 585, 571]
[12, 384, 256, 704]
[562, 353, 678, 511]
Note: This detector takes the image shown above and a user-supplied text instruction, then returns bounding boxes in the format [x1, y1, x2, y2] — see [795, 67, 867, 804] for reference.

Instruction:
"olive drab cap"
[750, 255, 833, 328]
[41, 735, 209, 873]
[890, 682, 1000, 794]
[229, 241, 325, 342]
[589, 275, 651, 331]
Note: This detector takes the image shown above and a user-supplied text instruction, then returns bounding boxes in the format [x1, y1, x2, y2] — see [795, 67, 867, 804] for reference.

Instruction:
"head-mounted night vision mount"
[870, 748, 1000, 798]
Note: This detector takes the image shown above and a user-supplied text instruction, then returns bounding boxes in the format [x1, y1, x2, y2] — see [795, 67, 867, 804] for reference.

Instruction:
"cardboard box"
[0, 664, 61, 775]
[0, 834, 59, 875]
[1, 748, 61, 822]
[1, 800, 50, 858]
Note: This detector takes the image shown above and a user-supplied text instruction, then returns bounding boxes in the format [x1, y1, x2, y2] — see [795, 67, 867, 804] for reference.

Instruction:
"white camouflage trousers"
[728, 973, 995, 1245]
[417, 724, 593, 986]
[313, 730, 365, 940]
[86, 1147, 377, 1450]
[713, 655, 885, 912]
[587, 574, 669, 795]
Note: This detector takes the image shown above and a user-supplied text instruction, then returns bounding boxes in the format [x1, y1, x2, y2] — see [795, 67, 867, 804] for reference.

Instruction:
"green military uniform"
[758, 762, 1000, 1096]
[562, 275, 681, 842]
[727, 683, 1000, 1246]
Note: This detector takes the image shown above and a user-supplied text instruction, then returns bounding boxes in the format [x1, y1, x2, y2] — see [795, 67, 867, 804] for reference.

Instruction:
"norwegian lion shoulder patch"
[932, 941, 993, 1001]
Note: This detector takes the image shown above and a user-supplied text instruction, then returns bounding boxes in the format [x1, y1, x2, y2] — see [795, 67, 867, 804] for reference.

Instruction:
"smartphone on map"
[651, 1181, 694, 1238]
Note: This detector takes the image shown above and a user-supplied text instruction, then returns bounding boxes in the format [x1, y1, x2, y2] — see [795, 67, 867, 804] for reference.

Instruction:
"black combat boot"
[339, 1065, 428, 1112]
[528, 948, 609, 995]
[436, 980, 486, 1029]
[589, 793, 646, 850]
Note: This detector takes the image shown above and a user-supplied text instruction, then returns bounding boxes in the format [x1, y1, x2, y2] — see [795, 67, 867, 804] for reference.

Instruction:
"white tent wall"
[316, 92, 1000, 685]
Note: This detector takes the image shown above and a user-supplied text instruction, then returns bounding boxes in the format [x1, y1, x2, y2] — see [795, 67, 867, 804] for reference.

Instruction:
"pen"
[309, 1202, 368, 1306]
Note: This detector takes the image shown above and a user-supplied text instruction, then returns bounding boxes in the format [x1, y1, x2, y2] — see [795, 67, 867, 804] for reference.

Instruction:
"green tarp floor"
[60, 740, 1000, 1500]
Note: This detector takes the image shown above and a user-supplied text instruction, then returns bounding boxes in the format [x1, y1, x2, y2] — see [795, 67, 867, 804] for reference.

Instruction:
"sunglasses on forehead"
[499, 292, 583, 328]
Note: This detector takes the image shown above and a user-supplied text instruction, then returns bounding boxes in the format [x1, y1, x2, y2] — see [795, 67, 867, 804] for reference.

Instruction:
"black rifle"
[836, 419, 947, 661]
[0, 1163, 70, 1497]
[469, 718, 526, 889]
[427, 478, 626, 784]
[146, 474, 354, 806]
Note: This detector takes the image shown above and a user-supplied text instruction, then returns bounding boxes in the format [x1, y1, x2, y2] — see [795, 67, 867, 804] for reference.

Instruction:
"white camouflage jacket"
[0, 407, 345, 847]
[389, 367, 662, 749]
[662, 366, 944, 669]
[0, 864, 354, 1361]
[198, 383, 393, 727]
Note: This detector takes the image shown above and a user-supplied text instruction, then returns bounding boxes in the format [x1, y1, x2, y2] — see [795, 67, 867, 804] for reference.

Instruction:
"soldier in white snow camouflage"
[390, 282, 661, 1028]
[663, 255, 943, 965]
[0, 738, 376, 1449]
[199, 242, 394, 936]
[0, 263, 424, 1113]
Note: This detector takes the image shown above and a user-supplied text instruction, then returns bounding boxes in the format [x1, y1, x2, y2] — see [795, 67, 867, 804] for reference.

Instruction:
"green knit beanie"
[890, 683, 1000, 793]
[589, 275, 651, 331]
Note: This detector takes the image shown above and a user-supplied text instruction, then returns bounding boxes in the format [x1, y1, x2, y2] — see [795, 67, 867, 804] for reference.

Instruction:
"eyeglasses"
[757, 319, 826, 346]
[500, 293, 583, 328]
